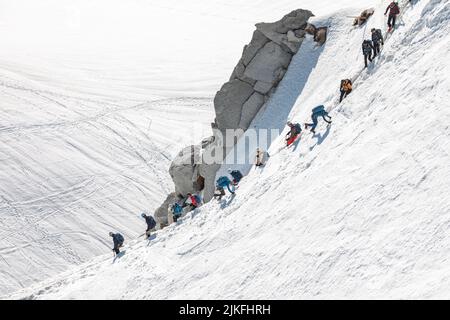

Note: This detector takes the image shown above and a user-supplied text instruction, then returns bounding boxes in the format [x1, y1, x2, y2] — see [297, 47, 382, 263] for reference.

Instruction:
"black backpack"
[373, 29, 383, 42]
[376, 29, 382, 39]
[147, 216, 157, 229]
[362, 40, 372, 52]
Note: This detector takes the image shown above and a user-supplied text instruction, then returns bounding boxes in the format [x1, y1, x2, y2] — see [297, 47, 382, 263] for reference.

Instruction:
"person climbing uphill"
[339, 79, 352, 102]
[385, 1, 400, 32]
[185, 193, 201, 210]
[362, 39, 374, 68]
[285, 121, 302, 147]
[371, 28, 384, 57]
[109, 232, 124, 255]
[141, 213, 157, 239]
[214, 176, 235, 201]
[255, 148, 266, 167]
[169, 202, 183, 223]
[304, 105, 332, 134]
[228, 168, 243, 185]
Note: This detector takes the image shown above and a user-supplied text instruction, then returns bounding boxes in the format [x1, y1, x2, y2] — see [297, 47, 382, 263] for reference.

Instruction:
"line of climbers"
[107, 0, 411, 257]
[109, 212, 157, 255]
[362, 1, 402, 69]
[285, 1, 406, 146]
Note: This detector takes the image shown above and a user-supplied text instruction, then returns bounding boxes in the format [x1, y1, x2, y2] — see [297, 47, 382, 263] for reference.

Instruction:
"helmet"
[227, 168, 232, 173]
[141, 213, 146, 218]
[371, 28, 375, 32]
[287, 121, 292, 126]
[109, 232, 114, 237]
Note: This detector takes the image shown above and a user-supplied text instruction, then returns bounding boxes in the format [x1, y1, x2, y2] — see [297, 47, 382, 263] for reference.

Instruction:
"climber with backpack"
[228, 168, 243, 185]
[169, 202, 183, 223]
[109, 232, 124, 255]
[285, 121, 302, 147]
[185, 193, 201, 210]
[371, 28, 384, 57]
[339, 79, 353, 102]
[141, 213, 157, 239]
[304, 105, 332, 134]
[385, 1, 400, 32]
[362, 39, 374, 68]
[213, 176, 235, 200]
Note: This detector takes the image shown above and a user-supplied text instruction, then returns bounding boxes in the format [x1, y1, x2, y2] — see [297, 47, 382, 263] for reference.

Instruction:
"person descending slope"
[385, 1, 400, 32]
[285, 121, 302, 147]
[213, 176, 235, 201]
[362, 39, 374, 68]
[304, 105, 332, 134]
[339, 79, 352, 102]
[109, 232, 124, 255]
[228, 168, 243, 185]
[371, 28, 384, 57]
[141, 213, 157, 239]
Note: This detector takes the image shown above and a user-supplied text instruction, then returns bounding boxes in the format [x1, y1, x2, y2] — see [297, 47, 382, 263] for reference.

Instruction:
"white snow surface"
[0, 0, 377, 296]
[3, 0, 450, 299]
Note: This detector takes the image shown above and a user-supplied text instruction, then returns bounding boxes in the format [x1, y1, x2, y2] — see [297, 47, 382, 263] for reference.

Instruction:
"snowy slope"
[0, 0, 378, 296]
[7, 0, 450, 299]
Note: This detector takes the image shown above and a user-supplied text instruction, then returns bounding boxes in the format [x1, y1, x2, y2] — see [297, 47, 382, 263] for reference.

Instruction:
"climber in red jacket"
[385, 1, 400, 32]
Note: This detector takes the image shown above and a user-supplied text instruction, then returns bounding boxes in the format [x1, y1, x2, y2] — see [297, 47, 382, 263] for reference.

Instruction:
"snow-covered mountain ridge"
[5, 0, 449, 299]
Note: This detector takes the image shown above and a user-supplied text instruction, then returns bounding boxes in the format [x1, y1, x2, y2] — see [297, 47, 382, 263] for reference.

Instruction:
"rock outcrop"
[218, 9, 315, 133]
[155, 9, 327, 227]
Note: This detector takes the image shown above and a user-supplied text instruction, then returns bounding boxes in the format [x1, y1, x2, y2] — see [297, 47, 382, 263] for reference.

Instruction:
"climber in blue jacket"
[304, 105, 332, 134]
[213, 176, 235, 200]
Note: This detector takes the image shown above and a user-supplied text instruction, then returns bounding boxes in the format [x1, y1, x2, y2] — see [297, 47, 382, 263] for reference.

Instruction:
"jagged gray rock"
[241, 30, 270, 66]
[253, 80, 273, 94]
[154, 192, 178, 227]
[255, 9, 313, 54]
[169, 145, 201, 197]
[243, 42, 292, 83]
[239, 92, 265, 129]
[214, 79, 254, 130]
[154, 8, 328, 227]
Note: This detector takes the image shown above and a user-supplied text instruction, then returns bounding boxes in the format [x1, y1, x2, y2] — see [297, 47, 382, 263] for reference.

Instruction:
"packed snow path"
[8, 0, 450, 299]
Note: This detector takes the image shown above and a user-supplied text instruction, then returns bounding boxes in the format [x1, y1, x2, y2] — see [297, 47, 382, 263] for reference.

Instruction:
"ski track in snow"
[0, 0, 450, 299]
[4, 0, 449, 299]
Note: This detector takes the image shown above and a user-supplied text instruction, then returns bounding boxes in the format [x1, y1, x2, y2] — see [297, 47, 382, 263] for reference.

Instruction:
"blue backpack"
[194, 195, 202, 203]
[312, 105, 325, 114]
[216, 176, 230, 187]
[173, 203, 182, 213]
[294, 123, 302, 134]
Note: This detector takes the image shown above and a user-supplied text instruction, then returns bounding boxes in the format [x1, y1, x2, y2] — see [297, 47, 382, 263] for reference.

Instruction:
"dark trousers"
[113, 244, 122, 254]
[339, 89, 351, 102]
[214, 187, 226, 200]
[364, 53, 373, 67]
[373, 42, 381, 57]
[306, 113, 332, 133]
[388, 15, 397, 28]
